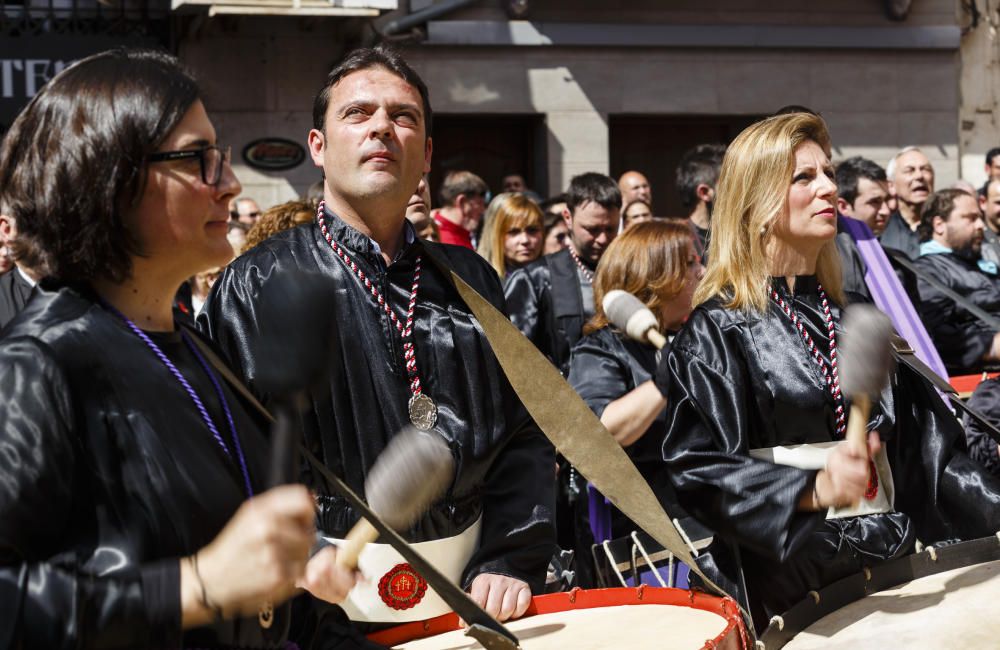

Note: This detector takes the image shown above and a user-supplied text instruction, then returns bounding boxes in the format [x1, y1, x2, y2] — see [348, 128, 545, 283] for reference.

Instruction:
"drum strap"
[182, 326, 521, 650]
[419, 248, 740, 610]
[891, 337, 1000, 447]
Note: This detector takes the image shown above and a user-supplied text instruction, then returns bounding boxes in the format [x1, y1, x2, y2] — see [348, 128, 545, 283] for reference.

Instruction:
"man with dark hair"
[914, 188, 1000, 374]
[505, 172, 622, 376]
[986, 148, 1000, 182]
[836, 156, 892, 237]
[980, 178, 1000, 265]
[432, 170, 488, 249]
[502, 172, 527, 193]
[832, 157, 886, 301]
[0, 210, 42, 329]
[203, 45, 554, 628]
[882, 146, 934, 259]
[834, 156, 892, 298]
[675, 144, 725, 259]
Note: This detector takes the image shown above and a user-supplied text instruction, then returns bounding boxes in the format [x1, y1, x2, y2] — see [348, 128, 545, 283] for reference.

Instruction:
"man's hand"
[468, 573, 532, 622]
[296, 546, 359, 605]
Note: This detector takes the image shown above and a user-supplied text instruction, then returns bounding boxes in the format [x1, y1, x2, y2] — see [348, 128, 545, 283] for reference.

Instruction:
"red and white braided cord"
[769, 284, 846, 437]
[317, 201, 425, 397]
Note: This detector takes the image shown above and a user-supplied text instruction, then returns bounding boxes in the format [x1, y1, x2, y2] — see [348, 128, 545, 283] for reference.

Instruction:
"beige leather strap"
[421, 249, 732, 602]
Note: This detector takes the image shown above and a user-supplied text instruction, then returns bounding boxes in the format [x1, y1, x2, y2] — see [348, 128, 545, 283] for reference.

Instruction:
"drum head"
[761, 536, 1000, 649]
[784, 559, 1000, 649]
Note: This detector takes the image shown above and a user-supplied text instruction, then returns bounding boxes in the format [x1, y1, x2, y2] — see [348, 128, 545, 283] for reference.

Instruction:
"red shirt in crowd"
[433, 211, 474, 250]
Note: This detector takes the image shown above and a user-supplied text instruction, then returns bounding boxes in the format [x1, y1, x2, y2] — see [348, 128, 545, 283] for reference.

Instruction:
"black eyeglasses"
[148, 144, 231, 186]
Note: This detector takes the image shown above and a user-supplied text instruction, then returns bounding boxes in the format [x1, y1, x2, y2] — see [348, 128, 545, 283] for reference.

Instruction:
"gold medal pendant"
[258, 601, 274, 629]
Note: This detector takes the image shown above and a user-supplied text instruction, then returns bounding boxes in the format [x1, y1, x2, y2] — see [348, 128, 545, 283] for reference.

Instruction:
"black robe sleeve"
[914, 254, 997, 374]
[661, 309, 825, 562]
[460, 407, 555, 591]
[0, 337, 181, 650]
[201, 232, 555, 594]
[434, 247, 556, 592]
[965, 378, 1000, 477]
[567, 333, 629, 419]
[503, 266, 543, 346]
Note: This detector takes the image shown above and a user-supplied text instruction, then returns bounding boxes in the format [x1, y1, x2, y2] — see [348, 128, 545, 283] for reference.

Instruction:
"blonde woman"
[660, 112, 1000, 630]
[478, 192, 544, 279]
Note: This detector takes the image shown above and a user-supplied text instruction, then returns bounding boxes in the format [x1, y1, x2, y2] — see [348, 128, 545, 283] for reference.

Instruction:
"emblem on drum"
[378, 563, 429, 610]
[865, 459, 879, 500]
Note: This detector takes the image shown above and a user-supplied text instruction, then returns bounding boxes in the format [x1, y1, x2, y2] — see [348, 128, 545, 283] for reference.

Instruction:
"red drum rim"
[368, 585, 749, 649]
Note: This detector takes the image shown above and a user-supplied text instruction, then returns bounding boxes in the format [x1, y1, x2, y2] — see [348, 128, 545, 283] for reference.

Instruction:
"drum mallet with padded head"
[336, 426, 454, 569]
[603, 289, 666, 350]
[839, 304, 895, 458]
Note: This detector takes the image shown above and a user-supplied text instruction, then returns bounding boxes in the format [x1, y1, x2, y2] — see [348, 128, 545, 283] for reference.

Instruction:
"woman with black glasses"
[0, 49, 358, 648]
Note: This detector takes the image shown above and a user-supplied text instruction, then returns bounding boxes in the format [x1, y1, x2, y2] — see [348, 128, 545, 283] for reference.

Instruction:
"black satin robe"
[568, 326, 682, 538]
[879, 211, 920, 260]
[199, 215, 555, 594]
[662, 276, 1000, 630]
[965, 377, 1000, 477]
[503, 248, 593, 377]
[914, 251, 1000, 375]
[0, 282, 292, 649]
[0, 266, 33, 330]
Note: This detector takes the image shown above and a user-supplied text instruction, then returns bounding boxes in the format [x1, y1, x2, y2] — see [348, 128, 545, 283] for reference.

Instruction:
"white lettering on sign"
[0, 59, 73, 99]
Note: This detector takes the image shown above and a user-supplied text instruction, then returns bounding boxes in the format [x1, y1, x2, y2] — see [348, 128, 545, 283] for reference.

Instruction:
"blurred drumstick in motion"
[253, 270, 340, 489]
[336, 426, 454, 569]
[839, 305, 895, 492]
[603, 289, 666, 350]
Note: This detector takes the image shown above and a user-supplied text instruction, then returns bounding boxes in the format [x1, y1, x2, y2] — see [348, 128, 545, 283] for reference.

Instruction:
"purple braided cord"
[183, 331, 255, 498]
[103, 301, 254, 498]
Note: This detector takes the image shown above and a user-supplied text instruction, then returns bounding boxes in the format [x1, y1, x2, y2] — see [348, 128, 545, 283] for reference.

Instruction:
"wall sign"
[0, 36, 159, 130]
[242, 138, 306, 171]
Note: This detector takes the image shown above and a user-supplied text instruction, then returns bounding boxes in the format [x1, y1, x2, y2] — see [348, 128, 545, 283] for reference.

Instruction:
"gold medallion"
[258, 600, 274, 629]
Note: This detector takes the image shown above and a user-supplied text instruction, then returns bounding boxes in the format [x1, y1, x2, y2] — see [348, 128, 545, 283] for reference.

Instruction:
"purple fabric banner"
[839, 216, 950, 381]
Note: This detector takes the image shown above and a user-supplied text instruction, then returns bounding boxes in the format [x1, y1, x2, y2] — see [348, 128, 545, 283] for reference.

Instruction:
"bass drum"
[758, 536, 1000, 649]
[369, 586, 749, 650]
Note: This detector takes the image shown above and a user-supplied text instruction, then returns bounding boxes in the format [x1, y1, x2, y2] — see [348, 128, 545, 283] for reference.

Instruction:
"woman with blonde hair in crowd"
[244, 199, 315, 251]
[658, 111, 1000, 630]
[478, 192, 545, 279]
[568, 220, 702, 544]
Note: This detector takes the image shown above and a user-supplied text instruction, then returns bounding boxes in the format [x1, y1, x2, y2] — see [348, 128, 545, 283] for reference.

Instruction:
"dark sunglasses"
[148, 144, 231, 186]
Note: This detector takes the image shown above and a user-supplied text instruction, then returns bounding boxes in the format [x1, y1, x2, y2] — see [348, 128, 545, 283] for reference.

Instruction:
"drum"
[368, 586, 748, 650]
[758, 536, 1000, 649]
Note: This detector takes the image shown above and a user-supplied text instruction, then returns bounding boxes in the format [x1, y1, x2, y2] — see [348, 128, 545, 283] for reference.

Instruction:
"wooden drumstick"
[336, 426, 454, 569]
[838, 305, 895, 497]
[603, 290, 667, 350]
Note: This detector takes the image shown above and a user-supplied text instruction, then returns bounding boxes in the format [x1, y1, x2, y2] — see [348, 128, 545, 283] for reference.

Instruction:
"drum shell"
[758, 536, 1000, 649]
[369, 586, 748, 650]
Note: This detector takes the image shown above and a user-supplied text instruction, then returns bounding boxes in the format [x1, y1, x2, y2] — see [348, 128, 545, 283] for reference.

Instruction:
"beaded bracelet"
[191, 553, 225, 622]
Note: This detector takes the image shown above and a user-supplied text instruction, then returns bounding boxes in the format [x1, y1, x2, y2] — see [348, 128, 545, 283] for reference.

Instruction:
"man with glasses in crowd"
[231, 196, 262, 226]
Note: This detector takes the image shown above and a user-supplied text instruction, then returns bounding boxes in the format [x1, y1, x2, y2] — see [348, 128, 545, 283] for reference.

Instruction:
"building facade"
[6, 1, 994, 214]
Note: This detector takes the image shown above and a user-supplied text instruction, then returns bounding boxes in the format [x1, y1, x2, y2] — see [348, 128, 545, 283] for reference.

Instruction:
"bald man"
[618, 170, 651, 206]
